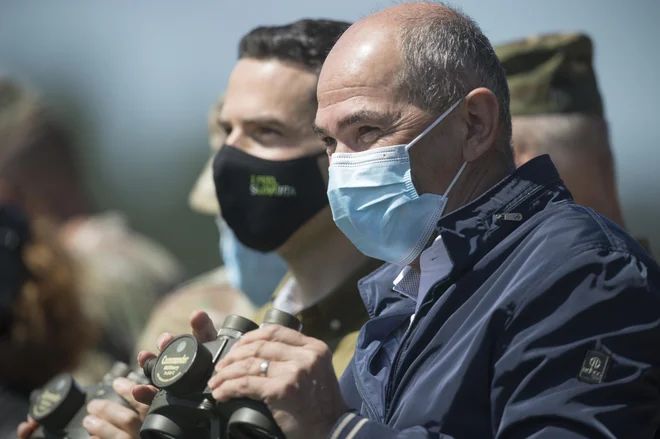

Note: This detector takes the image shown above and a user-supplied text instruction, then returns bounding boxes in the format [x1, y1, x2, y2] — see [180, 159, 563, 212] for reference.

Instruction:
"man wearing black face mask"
[18, 19, 381, 439]
[209, 19, 382, 375]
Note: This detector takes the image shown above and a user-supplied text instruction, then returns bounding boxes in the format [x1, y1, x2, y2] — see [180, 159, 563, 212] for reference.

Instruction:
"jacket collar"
[358, 154, 572, 318]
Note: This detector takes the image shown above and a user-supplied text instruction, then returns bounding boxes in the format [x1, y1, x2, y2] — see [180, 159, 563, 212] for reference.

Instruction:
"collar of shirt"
[393, 235, 454, 325]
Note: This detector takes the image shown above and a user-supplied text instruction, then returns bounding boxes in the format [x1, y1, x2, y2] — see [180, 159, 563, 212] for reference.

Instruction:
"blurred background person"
[496, 32, 653, 254]
[0, 200, 95, 439]
[0, 77, 184, 385]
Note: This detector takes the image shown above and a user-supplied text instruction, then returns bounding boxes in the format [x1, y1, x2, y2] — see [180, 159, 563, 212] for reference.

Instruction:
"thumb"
[190, 310, 217, 342]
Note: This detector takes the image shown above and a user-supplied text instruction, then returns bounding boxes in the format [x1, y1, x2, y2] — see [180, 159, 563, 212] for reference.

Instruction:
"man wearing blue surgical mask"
[191, 3, 660, 439]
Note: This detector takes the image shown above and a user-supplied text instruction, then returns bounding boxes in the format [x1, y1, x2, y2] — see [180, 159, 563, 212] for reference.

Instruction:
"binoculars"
[140, 309, 302, 439]
[28, 362, 151, 439]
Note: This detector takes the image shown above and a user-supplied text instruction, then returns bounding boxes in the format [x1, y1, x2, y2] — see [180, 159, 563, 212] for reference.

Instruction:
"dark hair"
[398, 5, 513, 162]
[0, 214, 96, 393]
[238, 19, 351, 72]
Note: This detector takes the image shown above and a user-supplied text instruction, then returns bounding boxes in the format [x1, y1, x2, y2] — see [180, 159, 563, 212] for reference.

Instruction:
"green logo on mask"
[250, 175, 296, 197]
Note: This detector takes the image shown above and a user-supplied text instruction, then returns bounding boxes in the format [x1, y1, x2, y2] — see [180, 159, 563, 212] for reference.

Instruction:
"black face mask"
[212, 145, 329, 252]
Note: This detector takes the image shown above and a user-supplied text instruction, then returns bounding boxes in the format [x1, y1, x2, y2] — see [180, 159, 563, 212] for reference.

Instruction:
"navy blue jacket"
[330, 155, 660, 439]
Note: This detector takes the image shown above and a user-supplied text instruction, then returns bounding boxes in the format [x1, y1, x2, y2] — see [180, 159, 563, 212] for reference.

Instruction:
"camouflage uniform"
[495, 33, 654, 257]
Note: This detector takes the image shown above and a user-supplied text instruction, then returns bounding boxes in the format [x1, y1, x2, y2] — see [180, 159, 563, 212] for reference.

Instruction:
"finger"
[17, 420, 38, 439]
[137, 350, 157, 368]
[190, 310, 217, 342]
[86, 400, 140, 437]
[156, 333, 175, 351]
[209, 358, 288, 389]
[113, 377, 149, 419]
[216, 340, 312, 370]
[211, 375, 270, 403]
[232, 325, 309, 349]
[133, 384, 158, 405]
[82, 414, 132, 439]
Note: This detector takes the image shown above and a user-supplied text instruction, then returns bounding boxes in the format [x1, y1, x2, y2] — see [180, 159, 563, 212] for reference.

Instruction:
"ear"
[461, 88, 499, 162]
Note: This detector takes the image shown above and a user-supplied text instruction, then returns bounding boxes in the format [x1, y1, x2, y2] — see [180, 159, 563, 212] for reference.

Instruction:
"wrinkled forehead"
[221, 58, 318, 124]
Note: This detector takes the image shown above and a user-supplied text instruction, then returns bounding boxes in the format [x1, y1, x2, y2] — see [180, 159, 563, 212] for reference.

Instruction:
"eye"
[255, 126, 282, 137]
[358, 126, 380, 136]
[322, 136, 336, 148]
[219, 122, 233, 135]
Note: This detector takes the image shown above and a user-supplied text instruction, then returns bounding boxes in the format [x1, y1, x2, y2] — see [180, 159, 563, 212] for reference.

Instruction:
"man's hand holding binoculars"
[137, 310, 348, 439]
[204, 318, 348, 439]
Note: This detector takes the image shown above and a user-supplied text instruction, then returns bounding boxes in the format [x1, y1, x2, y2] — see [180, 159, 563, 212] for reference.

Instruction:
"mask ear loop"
[405, 98, 465, 152]
[443, 161, 467, 198]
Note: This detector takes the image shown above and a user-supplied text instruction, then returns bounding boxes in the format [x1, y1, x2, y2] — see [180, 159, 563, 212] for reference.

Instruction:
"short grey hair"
[397, 4, 513, 162]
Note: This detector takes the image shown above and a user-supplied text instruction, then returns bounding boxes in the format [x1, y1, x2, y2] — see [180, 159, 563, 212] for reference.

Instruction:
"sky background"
[1, 0, 658, 276]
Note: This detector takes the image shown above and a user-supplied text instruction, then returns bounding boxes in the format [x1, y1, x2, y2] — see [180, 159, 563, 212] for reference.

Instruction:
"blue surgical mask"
[327, 99, 466, 266]
[215, 216, 288, 307]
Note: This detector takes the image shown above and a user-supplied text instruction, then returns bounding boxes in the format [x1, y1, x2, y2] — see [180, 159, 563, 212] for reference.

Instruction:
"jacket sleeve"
[492, 247, 660, 438]
[334, 359, 455, 438]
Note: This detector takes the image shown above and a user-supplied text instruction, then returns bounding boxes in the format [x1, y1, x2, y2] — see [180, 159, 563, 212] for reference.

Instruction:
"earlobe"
[462, 88, 499, 162]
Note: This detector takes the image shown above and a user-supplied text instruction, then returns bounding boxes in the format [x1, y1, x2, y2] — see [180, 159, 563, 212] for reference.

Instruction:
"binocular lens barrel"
[262, 309, 302, 332]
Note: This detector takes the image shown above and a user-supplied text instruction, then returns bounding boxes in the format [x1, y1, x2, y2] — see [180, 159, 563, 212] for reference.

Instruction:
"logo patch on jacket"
[578, 349, 611, 384]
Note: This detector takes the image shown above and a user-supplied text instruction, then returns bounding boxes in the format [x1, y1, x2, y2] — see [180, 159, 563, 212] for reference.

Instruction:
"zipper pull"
[494, 212, 523, 222]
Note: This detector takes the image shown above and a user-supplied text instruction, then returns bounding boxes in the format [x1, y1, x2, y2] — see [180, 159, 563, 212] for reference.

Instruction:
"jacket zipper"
[383, 286, 447, 420]
[383, 312, 423, 421]
[353, 361, 381, 422]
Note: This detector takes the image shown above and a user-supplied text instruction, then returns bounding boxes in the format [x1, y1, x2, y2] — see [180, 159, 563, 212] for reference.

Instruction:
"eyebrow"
[219, 117, 289, 131]
[313, 110, 398, 137]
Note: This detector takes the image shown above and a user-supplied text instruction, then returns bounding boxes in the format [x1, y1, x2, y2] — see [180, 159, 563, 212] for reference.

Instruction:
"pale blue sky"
[0, 0, 658, 273]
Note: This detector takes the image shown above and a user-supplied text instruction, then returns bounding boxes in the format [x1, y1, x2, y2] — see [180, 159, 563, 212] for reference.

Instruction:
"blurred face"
[218, 58, 327, 163]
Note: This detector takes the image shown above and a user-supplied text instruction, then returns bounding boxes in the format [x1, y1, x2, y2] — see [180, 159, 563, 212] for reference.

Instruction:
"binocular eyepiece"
[140, 309, 302, 439]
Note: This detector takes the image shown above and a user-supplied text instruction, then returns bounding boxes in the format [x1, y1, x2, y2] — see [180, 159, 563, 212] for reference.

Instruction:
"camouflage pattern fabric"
[495, 33, 604, 117]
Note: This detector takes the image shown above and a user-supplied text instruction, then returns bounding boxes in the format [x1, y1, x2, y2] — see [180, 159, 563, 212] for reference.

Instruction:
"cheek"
[409, 135, 462, 195]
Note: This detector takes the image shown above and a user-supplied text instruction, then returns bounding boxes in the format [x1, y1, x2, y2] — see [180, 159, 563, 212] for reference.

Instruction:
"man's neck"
[278, 225, 371, 307]
[444, 153, 512, 215]
[411, 154, 512, 272]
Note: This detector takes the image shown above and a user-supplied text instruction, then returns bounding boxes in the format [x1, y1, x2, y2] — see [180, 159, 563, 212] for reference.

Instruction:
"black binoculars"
[28, 362, 151, 439]
[140, 309, 302, 439]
